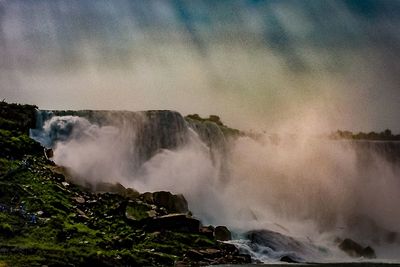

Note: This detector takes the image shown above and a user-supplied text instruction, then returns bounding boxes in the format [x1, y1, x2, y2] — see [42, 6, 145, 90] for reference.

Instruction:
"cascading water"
[30, 109, 229, 188]
[30, 109, 400, 263]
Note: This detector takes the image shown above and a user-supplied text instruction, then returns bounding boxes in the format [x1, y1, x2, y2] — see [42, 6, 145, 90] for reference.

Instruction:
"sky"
[0, 0, 400, 132]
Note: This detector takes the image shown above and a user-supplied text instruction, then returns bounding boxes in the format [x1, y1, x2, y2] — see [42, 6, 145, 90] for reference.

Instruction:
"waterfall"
[30, 109, 400, 263]
[30, 109, 228, 175]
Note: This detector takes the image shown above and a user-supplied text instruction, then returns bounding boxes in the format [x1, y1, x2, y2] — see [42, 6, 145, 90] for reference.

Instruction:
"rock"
[76, 209, 85, 216]
[182, 242, 252, 265]
[214, 226, 231, 241]
[362, 246, 376, 259]
[153, 191, 188, 214]
[233, 254, 252, 264]
[172, 194, 188, 213]
[280, 255, 299, 263]
[217, 242, 238, 254]
[125, 188, 140, 199]
[185, 249, 204, 261]
[185, 248, 230, 263]
[95, 182, 140, 199]
[95, 182, 124, 194]
[200, 248, 222, 258]
[73, 196, 85, 204]
[111, 183, 126, 195]
[143, 214, 200, 233]
[75, 208, 90, 221]
[200, 225, 214, 239]
[140, 192, 154, 203]
[44, 148, 53, 159]
[338, 238, 376, 258]
[146, 210, 157, 218]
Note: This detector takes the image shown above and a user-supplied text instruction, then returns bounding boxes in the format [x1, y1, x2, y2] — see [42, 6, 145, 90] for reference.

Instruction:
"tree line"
[330, 129, 400, 141]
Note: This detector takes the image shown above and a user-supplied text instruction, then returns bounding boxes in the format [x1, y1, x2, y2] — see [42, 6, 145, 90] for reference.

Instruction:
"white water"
[30, 111, 400, 263]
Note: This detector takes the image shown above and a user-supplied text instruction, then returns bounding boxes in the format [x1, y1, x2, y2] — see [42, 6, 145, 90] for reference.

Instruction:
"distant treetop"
[185, 114, 224, 127]
[185, 114, 242, 137]
[330, 129, 400, 141]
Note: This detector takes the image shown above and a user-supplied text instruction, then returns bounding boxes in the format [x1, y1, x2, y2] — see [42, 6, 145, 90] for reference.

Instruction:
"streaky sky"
[1, 0, 400, 132]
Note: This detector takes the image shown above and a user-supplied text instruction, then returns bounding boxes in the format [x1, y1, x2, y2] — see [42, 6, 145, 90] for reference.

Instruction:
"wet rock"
[185, 249, 204, 261]
[44, 148, 53, 159]
[143, 214, 200, 233]
[185, 248, 222, 263]
[234, 254, 252, 264]
[171, 194, 188, 213]
[280, 255, 299, 263]
[362, 246, 376, 259]
[214, 226, 231, 241]
[339, 238, 363, 257]
[338, 238, 376, 258]
[182, 242, 251, 265]
[140, 192, 154, 204]
[200, 225, 214, 239]
[153, 191, 188, 214]
[217, 242, 238, 254]
[94, 182, 140, 199]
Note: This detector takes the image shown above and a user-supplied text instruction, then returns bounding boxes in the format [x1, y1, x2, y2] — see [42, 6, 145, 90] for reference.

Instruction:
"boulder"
[200, 225, 214, 239]
[143, 214, 200, 233]
[214, 226, 231, 241]
[94, 182, 139, 199]
[338, 238, 376, 258]
[152, 191, 188, 213]
[280, 255, 299, 263]
[44, 148, 53, 159]
[140, 192, 154, 204]
[362, 246, 377, 259]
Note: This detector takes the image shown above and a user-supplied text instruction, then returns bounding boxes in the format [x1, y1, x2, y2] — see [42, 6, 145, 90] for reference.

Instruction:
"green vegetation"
[0, 102, 250, 266]
[330, 129, 400, 141]
[185, 114, 242, 137]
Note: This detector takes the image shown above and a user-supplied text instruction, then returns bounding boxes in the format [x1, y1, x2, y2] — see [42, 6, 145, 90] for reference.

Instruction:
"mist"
[31, 111, 400, 261]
